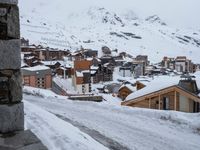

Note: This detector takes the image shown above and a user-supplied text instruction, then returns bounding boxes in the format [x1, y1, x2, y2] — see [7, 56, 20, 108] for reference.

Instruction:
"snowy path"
[24, 101, 108, 150]
[24, 95, 200, 150]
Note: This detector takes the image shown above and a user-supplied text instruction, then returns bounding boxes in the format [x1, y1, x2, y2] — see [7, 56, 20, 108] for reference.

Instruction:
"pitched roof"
[22, 65, 50, 71]
[119, 84, 136, 92]
[126, 76, 180, 101]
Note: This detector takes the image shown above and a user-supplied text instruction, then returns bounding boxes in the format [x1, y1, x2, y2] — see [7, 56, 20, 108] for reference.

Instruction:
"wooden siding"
[122, 86, 200, 112]
[45, 75, 52, 89]
[118, 87, 133, 100]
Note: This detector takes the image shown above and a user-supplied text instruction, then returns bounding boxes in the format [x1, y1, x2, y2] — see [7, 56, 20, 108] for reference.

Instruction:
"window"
[193, 101, 200, 113]
[24, 76, 30, 85]
[163, 97, 170, 110]
[37, 77, 45, 88]
[82, 84, 85, 93]
[89, 84, 92, 92]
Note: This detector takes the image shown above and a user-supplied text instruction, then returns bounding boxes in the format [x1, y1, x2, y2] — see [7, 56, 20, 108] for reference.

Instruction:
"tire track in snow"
[55, 114, 131, 150]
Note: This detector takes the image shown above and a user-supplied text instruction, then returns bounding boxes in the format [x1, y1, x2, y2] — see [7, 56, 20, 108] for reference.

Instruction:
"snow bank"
[23, 86, 65, 99]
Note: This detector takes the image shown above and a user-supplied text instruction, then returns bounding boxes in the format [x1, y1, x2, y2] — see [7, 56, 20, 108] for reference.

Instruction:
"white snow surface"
[24, 101, 108, 150]
[24, 92, 200, 150]
[22, 65, 50, 71]
[19, 1, 200, 63]
[23, 86, 65, 99]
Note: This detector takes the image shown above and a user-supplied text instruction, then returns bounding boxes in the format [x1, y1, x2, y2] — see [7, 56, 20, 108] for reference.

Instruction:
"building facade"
[22, 66, 52, 89]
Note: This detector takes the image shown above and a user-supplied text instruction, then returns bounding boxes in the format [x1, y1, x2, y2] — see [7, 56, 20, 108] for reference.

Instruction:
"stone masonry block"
[0, 0, 18, 5]
[0, 40, 21, 70]
[0, 70, 22, 103]
[9, 70, 23, 103]
[0, 103, 24, 133]
[0, 4, 20, 39]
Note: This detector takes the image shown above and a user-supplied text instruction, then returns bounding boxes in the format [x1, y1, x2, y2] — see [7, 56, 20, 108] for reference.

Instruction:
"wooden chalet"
[122, 75, 200, 113]
[135, 80, 149, 90]
[118, 85, 136, 100]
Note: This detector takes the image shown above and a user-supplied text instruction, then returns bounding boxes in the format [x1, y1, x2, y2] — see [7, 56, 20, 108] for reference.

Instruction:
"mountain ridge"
[19, 3, 200, 63]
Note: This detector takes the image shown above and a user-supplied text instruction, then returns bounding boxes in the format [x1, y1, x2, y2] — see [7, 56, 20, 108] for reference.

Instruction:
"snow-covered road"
[24, 94, 200, 150]
[24, 101, 108, 150]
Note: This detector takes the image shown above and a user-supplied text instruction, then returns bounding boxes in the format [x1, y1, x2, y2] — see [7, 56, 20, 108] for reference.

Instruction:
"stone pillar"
[0, 0, 24, 133]
[0, 1, 47, 149]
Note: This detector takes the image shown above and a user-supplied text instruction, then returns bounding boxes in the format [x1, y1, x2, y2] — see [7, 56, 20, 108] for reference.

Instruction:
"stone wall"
[0, 0, 24, 133]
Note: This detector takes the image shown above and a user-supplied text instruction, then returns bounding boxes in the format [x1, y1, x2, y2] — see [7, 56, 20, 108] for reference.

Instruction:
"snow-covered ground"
[25, 101, 108, 150]
[24, 93, 200, 150]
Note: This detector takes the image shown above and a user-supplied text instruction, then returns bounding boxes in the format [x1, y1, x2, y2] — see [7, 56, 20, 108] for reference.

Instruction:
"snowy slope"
[19, 0, 200, 63]
[24, 94, 200, 150]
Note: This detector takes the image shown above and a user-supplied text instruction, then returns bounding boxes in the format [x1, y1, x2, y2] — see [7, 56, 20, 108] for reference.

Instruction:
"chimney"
[178, 74, 199, 94]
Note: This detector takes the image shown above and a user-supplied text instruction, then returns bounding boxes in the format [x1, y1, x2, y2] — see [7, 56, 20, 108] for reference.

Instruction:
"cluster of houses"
[20, 38, 200, 113]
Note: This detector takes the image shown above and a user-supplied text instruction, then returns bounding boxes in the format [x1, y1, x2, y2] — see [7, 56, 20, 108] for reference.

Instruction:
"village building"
[102, 46, 112, 55]
[41, 60, 63, 71]
[21, 66, 52, 89]
[56, 61, 74, 78]
[196, 64, 200, 72]
[161, 56, 195, 73]
[122, 75, 200, 113]
[133, 60, 146, 77]
[34, 48, 69, 61]
[67, 51, 84, 61]
[119, 52, 127, 58]
[21, 37, 29, 46]
[118, 84, 136, 100]
[103, 83, 122, 94]
[100, 56, 116, 66]
[135, 55, 149, 66]
[162, 57, 175, 69]
[175, 56, 193, 73]
[119, 62, 135, 77]
[21, 45, 37, 53]
[135, 80, 149, 90]
[72, 59, 92, 93]
[82, 49, 98, 58]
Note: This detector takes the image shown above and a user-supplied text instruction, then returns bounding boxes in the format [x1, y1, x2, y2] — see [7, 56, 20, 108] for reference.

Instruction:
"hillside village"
[1, 1, 200, 150]
[21, 37, 200, 113]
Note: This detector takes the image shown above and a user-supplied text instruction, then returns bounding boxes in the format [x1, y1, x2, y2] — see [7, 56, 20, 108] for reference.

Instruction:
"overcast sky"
[20, 0, 200, 29]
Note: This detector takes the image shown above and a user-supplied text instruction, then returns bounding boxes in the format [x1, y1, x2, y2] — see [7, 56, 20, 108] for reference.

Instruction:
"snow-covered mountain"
[19, 0, 200, 63]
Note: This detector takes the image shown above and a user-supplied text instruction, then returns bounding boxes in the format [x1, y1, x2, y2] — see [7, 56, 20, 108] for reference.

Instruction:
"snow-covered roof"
[25, 56, 35, 60]
[137, 80, 151, 86]
[22, 65, 50, 71]
[91, 65, 99, 70]
[76, 71, 83, 77]
[126, 76, 180, 101]
[21, 54, 24, 59]
[91, 70, 97, 75]
[119, 84, 136, 92]
[87, 58, 93, 61]
[76, 70, 90, 77]
[22, 52, 32, 55]
[21, 61, 28, 67]
[41, 61, 64, 66]
[21, 45, 36, 49]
